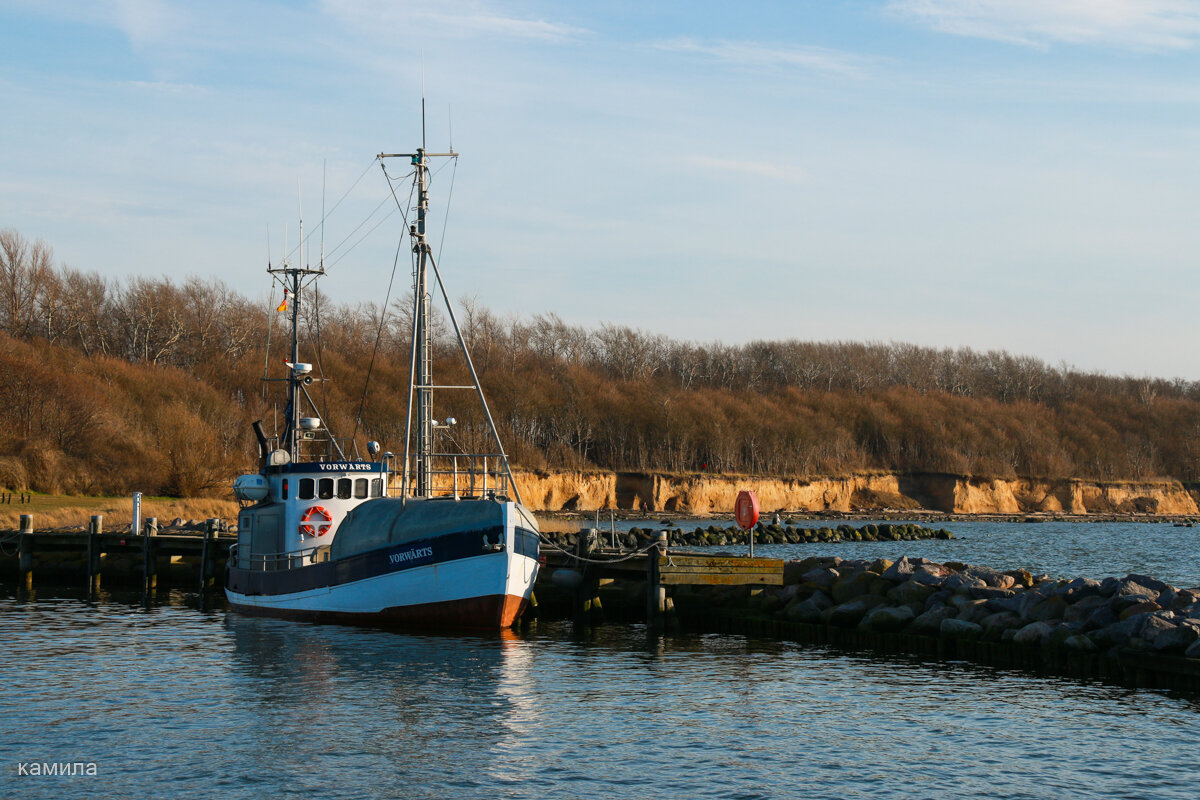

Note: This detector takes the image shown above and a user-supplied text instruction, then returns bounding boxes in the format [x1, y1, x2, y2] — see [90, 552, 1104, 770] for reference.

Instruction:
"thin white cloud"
[320, 0, 586, 42]
[889, 0, 1200, 50]
[686, 155, 807, 184]
[652, 36, 868, 75]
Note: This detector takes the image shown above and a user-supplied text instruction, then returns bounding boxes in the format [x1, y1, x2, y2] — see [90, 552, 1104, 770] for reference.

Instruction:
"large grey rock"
[1028, 596, 1070, 622]
[1084, 605, 1118, 632]
[1063, 595, 1109, 625]
[785, 590, 833, 623]
[1151, 625, 1198, 654]
[882, 556, 916, 582]
[802, 568, 838, 590]
[1138, 614, 1178, 643]
[911, 605, 957, 634]
[943, 573, 988, 593]
[888, 579, 937, 606]
[1126, 573, 1171, 593]
[1185, 639, 1200, 659]
[1013, 621, 1059, 645]
[832, 571, 881, 604]
[1093, 613, 1152, 647]
[979, 612, 1021, 637]
[969, 586, 1017, 601]
[964, 566, 1015, 590]
[924, 589, 953, 611]
[940, 618, 983, 638]
[912, 564, 951, 586]
[824, 597, 886, 627]
[860, 604, 916, 632]
[1062, 634, 1098, 652]
[955, 599, 991, 624]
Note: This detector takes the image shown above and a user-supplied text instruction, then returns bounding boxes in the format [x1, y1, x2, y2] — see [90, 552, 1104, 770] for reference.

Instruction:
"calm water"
[3, 521, 1200, 799]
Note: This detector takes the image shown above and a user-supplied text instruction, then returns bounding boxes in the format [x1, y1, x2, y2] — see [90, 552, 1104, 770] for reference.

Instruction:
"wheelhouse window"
[337, 478, 352, 499]
[318, 478, 334, 499]
[354, 478, 368, 499]
[371, 478, 382, 497]
[299, 478, 315, 500]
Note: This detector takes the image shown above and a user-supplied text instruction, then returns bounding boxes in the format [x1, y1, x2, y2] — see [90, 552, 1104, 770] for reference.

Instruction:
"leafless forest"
[3, 228, 1199, 496]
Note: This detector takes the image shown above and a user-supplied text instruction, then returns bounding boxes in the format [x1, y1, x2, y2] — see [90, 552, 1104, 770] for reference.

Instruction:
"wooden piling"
[18, 514, 33, 590]
[142, 517, 158, 591]
[200, 518, 218, 592]
[87, 515, 102, 592]
[646, 531, 668, 627]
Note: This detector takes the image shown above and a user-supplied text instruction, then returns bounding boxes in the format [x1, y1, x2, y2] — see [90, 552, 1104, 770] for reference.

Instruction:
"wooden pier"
[4, 514, 232, 592]
[537, 530, 784, 627]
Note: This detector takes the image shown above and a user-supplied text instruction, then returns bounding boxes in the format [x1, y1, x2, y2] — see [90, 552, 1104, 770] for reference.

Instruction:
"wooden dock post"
[200, 518, 218, 592]
[87, 515, 103, 592]
[142, 516, 158, 591]
[646, 531, 668, 627]
[18, 514, 33, 590]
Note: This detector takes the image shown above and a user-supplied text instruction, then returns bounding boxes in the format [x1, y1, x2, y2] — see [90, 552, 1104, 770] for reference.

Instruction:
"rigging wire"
[277, 157, 378, 269]
[324, 194, 394, 264]
[351, 164, 419, 442]
[325, 205, 400, 270]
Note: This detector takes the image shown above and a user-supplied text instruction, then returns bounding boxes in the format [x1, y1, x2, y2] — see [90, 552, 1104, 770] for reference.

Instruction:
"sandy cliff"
[512, 470, 1200, 516]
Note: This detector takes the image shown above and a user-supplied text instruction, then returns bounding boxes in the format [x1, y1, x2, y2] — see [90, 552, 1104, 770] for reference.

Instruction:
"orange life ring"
[300, 505, 333, 537]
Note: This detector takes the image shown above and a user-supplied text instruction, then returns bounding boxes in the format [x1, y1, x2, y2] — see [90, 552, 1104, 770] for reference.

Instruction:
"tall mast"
[268, 226, 323, 464]
[414, 147, 434, 495]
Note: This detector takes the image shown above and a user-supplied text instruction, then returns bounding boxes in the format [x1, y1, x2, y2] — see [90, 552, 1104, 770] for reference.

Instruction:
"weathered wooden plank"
[659, 572, 782, 586]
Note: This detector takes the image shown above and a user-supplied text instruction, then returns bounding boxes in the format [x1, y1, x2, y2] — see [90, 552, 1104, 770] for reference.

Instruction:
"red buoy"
[735, 490, 760, 530]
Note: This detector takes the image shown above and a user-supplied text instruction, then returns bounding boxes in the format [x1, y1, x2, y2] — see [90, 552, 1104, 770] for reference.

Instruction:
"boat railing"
[229, 543, 332, 571]
[396, 452, 516, 500]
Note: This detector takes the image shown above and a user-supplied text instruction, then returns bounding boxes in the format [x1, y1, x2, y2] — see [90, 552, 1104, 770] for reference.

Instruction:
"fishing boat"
[225, 140, 540, 628]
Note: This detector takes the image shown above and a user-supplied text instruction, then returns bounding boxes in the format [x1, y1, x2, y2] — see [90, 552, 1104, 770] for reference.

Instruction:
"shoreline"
[537, 509, 1200, 525]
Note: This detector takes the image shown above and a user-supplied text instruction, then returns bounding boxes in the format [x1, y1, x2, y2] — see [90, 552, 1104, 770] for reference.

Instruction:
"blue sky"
[3, 1, 1200, 378]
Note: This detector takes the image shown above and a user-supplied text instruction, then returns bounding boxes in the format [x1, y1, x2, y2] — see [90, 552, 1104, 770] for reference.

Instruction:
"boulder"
[969, 586, 1017, 601]
[1005, 569, 1034, 588]
[882, 556, 916, 582]
[940, 618, 983, 638]
[1185, 639, 1200, 659]
[860, 605, 916, 633]
[1027, 596, 1070, 622]
[911, 605, 957, 634]
[1138, 614, 1178, 644]
[979, 611, 1020, 638]
[888, 579, 938, 606]
[1118, 600, 1162, 620]
[1151, 625, 1198, 654]
[802, 568, 839, 590]
[943, 573, 988, 593]
[1126, 573, 1171, 593]
[1063, 595, 1109, 625]
[824, 597, 886, 627]
[1013, 621, 1058, 646]
[1056, 577, 1102, 600]
[911, 564, 951, 586]
[831, 571, 882, 604]
[964, 566, 1015, 590]
[1083, 605, 1118, 632]
[1062, 634, 1098, 652]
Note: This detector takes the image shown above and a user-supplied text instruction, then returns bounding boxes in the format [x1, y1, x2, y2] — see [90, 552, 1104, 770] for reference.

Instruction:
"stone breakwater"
[693, 556, 1200, 661]
[539, 522, 952, 550]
